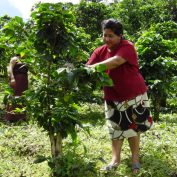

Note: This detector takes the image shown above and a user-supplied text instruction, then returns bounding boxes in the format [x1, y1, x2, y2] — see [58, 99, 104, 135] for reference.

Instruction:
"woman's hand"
[9, 78, 16, 88]
[86, 63, 107, 72]
[85, 63, 99, 69]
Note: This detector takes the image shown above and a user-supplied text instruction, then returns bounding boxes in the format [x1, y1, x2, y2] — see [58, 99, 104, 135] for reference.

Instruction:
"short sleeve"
[86, 49, 100, 65]
[115, 44, 138, 66]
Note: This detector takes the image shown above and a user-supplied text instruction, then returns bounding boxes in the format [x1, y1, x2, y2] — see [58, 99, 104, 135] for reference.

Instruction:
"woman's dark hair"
[15, 54, 21, 57]
[15, 53, 26, 59]
[101, 19, 123, 36]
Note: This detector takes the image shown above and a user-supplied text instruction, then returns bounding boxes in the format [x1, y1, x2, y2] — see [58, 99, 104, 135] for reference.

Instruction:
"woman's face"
[103, 28, 122, 50]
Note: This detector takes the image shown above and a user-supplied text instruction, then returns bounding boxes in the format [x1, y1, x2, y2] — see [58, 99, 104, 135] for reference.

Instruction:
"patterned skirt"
[105, 92, 153, 140]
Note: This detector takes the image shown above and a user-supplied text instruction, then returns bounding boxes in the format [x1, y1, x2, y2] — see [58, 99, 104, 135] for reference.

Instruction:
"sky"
[0, 0, 80, 20]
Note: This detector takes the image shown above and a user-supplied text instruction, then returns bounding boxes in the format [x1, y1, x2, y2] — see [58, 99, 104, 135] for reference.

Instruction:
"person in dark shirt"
[5, 54, 28, 122]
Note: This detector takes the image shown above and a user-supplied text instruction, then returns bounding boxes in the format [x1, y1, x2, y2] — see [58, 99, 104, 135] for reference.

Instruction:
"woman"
[5, 54, 28, 122]
[86, 19, 153, 173]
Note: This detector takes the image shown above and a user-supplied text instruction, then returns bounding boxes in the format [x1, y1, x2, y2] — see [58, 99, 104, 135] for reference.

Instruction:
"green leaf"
[95, 64, 106, 72]
[64, 93, 71, 102]
[14, 16, 23, 24]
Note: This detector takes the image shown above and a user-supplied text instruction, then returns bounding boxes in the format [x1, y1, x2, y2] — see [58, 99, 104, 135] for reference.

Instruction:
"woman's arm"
[8, 57, 18, 85]
[88, 55, 126, 70]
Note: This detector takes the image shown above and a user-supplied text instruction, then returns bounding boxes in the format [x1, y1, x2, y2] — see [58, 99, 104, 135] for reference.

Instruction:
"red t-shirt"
[87, 39, 147, 102]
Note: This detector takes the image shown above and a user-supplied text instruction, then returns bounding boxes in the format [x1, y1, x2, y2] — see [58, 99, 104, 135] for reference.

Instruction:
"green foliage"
[0, 15, 11, 29]
[151, 21, 177, 41]
[164, 0, 177, 22]
[111, 0, 142, 37]
[136, 21, 177, 120]
[0, 15, 31, 76]
[21, 3, 114, 175]
[25, 66, 112, 137]
[75, 1, 111, 41]
[31, 3, 75, 58]
[110, 0, 176, 39]
[34, 153, 97, 177]
[30, 2, 91, 65]
[26, 2, 112, 137]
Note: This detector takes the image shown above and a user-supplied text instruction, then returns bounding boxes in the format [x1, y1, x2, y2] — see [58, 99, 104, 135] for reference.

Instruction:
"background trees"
[136, 21, 177, 120]
[75, 1, 111, 41]
[0, 16, 28, 76]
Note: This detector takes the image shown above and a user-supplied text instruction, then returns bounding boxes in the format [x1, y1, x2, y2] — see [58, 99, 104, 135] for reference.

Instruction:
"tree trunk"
[49, 132, 62, 158]
[152, 96, 161, 121]
[49, 132, 62, 177]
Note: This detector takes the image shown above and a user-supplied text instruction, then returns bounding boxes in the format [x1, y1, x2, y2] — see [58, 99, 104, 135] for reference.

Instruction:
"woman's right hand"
[10, 79, 16, 88]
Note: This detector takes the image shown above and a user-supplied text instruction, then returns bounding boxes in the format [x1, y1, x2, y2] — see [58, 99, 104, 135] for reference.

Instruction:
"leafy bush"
[136, 21, 177, 120]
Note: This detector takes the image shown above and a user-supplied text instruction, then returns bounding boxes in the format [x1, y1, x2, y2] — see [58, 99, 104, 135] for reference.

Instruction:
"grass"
[0, 83, 176, 176]
[0, 108, 177, 177]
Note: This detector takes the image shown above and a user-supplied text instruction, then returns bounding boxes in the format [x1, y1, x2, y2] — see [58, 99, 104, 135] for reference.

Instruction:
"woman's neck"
[108, 42, 121, 52]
